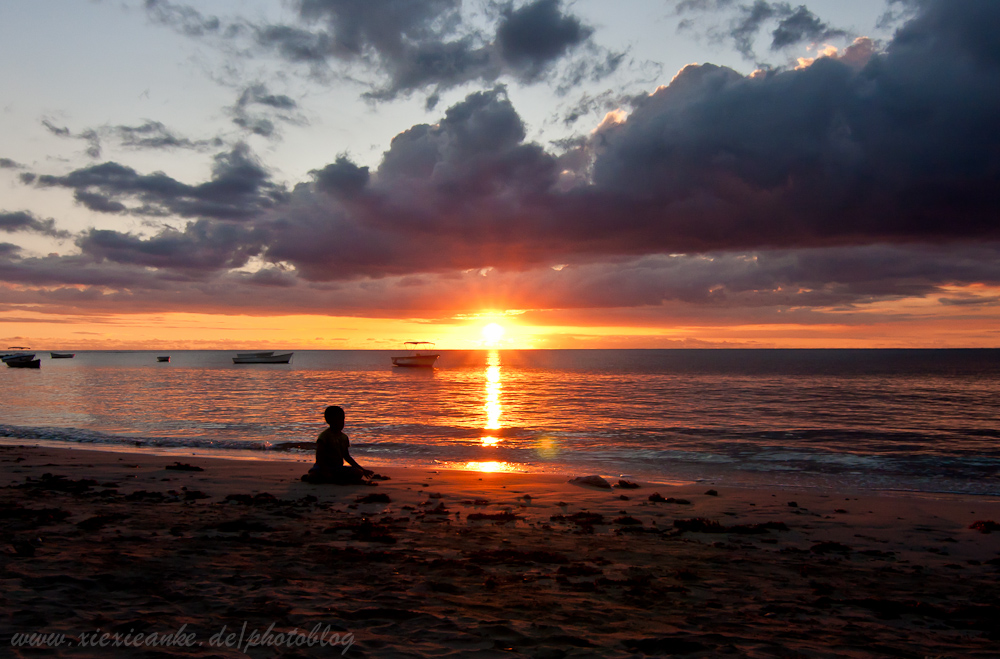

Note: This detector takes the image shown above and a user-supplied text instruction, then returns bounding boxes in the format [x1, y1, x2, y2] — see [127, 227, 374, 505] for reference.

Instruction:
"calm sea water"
[2, 349, 999, 495]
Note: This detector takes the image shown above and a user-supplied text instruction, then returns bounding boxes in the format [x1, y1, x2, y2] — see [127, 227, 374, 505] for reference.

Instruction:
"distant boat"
[157, 356, 170, 362]
[232, 352, 292, 364]
[391, 342, 439, 368]
[2, 346, 32, 361]
[2, 352, 35, 363]
[6, 356, 40, 369]
[50, 352, 75, 359]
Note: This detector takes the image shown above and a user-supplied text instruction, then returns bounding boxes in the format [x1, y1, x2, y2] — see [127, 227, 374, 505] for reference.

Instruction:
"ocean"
[2, 349, 998, 495]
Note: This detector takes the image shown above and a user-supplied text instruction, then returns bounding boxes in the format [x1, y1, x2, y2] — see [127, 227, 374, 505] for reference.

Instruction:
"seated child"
[301, 405, 374, 485]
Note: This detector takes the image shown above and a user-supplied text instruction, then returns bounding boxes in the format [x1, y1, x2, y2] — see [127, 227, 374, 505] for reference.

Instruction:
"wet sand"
[2, 445, 999, 658]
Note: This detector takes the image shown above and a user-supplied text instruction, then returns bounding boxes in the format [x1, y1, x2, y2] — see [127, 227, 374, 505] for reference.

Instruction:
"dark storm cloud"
[495, 0, 593, 81]
[256, 0, 1000, 283]
[311, 156, 369, 197]
[5, 242, 1000, 319]
[466, 244, 1000, 312]
[77, 219, 263, 272]
[33, 144, 287, 220]
[225, 0, 999, 285]
[0, 211, 70, 238]
[0, 243, 20, 258]
[13, 0, 1000, 319]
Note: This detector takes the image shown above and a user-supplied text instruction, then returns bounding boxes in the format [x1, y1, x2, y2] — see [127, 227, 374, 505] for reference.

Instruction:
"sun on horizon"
[482, 322, 505, 346]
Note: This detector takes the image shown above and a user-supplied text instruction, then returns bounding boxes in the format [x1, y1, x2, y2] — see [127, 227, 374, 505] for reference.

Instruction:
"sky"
[2, 0, 999, 350]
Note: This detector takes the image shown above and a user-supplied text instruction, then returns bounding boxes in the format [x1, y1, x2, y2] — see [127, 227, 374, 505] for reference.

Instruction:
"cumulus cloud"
[258, 0, 1000, 281]
[11, 0, 1000, 323]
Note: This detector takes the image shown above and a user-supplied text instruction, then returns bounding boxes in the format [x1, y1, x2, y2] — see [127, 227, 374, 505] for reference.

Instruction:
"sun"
[482, 322, 505, 345]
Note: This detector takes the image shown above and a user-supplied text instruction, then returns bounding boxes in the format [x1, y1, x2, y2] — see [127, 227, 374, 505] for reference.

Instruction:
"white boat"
[233, 352, 292, 364]
[391, 342, 439, 368]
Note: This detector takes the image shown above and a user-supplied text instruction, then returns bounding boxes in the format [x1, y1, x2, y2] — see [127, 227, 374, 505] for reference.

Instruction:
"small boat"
[232, 352, 293, 364]
[391, 342, 440, 368]
[157, 356, 170, 362]
[2, 352, 35, 363]
[2, 346, 32, 360]
[6, 357, 40, 369]
[50, 352, 75, 359]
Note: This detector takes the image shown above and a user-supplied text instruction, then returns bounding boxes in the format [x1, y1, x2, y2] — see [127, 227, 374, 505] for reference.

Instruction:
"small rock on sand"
[569, 475, 612, 489]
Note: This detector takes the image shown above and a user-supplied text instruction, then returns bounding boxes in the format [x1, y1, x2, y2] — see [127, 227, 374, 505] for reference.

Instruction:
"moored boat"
[391, 342, 439, 368]
[2, 346, 32, 361]
[6, 357, 40, 369]
[2, 352, 35, 363]
[50, 352, 75, 359]
[157, 356, 170, 362]
[232, 352, 292, 364]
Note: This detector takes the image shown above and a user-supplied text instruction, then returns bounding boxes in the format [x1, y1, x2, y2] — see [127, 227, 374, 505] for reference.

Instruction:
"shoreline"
[3, 437, 999, 499]
[3, 444, 1000, 657]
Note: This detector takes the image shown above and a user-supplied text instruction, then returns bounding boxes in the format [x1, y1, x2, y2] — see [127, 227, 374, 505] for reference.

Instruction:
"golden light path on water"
[463, 350, 519, 472]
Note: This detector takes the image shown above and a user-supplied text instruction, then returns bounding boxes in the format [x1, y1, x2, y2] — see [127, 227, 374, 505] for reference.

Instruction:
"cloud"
[495, 0, 593, 81]
[263, 0, 1000, 280]
[0, 158, 23, 169]
[12, 0, 1000, 325]
[144, 0, 224, 38]
[77, 219, 263, 272]
[230, 84, 304, 138]
[311, 156, 369, 197]
[770, 5, 847, 50]
[676, 1, 850, 61]
[151, 0, 617, 103]
[33, 144, 287, 220]
[4, 242, 1000, 320]
[0, 211, 70, 238]
[0, 243, 21, 258]
[40, 118, 219, 158]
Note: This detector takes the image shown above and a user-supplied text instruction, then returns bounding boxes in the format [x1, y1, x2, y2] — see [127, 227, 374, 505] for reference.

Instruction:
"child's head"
[324, 405, 345, 430]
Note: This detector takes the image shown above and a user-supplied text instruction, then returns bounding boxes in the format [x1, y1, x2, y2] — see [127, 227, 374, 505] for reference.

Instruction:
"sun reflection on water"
[481, 350, 502, 446]
[463, 460, 519, 473]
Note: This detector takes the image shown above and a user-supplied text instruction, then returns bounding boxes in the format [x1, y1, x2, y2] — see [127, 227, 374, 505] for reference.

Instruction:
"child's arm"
[342, 437, 373, 476]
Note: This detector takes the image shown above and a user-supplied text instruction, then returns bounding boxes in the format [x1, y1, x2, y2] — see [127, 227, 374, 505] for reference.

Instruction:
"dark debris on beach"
[3, 465, 1000, 658]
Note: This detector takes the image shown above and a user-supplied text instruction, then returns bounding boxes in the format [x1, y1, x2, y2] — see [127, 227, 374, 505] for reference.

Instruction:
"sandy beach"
[2, 445, 999, 658]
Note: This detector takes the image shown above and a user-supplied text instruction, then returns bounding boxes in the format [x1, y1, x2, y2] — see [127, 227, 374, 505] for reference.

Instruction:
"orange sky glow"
[3, 285, 999, 351]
